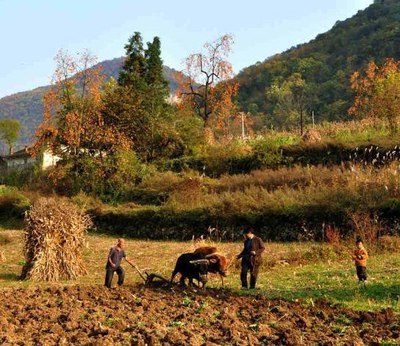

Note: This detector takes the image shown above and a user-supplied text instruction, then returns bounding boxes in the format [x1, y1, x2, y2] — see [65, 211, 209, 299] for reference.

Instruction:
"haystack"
[21, 197, 92, 281]
[301, 128, 322, 143]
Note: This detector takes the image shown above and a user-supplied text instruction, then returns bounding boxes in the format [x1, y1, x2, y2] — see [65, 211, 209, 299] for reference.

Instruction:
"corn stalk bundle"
[22, 197, 92, 281]
[0, 251, 5, 262]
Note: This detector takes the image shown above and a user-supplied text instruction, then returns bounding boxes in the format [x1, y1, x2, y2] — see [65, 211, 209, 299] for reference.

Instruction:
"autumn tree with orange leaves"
[178, 34, 239, 135]
[32, 50, 137, 197]
[33, 49, 130, 159]
[349, 58, 400, 133]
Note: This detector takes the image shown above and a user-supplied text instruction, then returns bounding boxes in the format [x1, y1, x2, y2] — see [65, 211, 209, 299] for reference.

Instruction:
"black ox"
[170, 252, 215, 288]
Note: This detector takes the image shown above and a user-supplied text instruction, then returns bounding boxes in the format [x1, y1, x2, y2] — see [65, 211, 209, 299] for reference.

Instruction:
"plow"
[127, 261, 171, 285]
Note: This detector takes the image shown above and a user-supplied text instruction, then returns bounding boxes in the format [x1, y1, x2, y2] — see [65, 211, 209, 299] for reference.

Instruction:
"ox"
[194, 246, 229, 285]
[171, 252, 210, 288]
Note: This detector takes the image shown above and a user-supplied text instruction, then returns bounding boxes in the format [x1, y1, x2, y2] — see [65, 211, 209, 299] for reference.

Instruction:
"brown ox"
[194, 246, 229, 285]
[194, 246, 218, 255]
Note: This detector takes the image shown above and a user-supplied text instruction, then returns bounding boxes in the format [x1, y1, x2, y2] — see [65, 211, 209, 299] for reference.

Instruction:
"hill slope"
[236, 0, 400, 125]
[0, 58, 181, 147]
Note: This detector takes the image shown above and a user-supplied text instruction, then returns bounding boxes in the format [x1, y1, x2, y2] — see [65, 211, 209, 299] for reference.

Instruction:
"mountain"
[3, 0, 399, 147]
[236, 0, 400, 125]
[0, 58, 182, 147]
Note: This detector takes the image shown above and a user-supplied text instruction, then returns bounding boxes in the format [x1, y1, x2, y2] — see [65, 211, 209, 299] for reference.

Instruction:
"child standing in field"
[352, 236, 368, 285]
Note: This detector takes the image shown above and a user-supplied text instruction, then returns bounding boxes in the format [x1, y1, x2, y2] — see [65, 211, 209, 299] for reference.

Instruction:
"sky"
[0, 0, 373, 99]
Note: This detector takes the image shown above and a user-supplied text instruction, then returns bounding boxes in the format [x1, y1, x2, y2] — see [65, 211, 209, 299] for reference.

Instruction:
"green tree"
[118, 32, 147, 90]
[106, 32, 152, 159]
[266, 73, 311, 134]
[0, 119, 21, 154]
[104, 32, 180, 161]
[145, 37, 169, 99]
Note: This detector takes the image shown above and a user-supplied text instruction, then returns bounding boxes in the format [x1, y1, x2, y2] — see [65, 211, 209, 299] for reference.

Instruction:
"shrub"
[378, 235, 400, 252]
[0, 166, 37, 188]
[348, 211, 383, 250]
[251, 137, 292, 168]
[71, 191, 103, 211]
[201, 141, 254, 176]
[0, 187, 31, 219]
[42, 150, 154, 202]
[324, 224, 341, 245]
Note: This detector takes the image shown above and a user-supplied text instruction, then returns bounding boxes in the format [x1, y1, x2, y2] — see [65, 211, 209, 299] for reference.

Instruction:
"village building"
[0, 147, 60, 171]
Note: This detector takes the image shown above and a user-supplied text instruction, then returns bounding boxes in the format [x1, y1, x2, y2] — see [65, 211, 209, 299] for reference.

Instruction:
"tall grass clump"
[21, 197, 92, 281]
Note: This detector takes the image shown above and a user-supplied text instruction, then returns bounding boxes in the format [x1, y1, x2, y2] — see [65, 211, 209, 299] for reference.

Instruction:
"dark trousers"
[105, 266, 125, 288]
[241, 261, 259, 288]
[356, 266, 367, 281]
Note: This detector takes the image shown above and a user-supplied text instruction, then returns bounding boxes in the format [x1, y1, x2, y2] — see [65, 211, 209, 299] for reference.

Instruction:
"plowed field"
[0, 284, 398, 345]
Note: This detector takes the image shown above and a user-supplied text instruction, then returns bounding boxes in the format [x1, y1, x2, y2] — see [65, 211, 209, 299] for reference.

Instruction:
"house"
[0, 147, 61, 171]
[0, 156, 7, 170]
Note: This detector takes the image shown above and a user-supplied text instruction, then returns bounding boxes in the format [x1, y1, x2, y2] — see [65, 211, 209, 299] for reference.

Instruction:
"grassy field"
[1, 228, 399, 314]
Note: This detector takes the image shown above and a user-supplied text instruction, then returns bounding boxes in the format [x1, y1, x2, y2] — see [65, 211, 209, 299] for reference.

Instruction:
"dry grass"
[135, 162, 400, 215]
[22, 197, 92, 282]
[258, 118, 390, 144]
[160, 162, 400, 218]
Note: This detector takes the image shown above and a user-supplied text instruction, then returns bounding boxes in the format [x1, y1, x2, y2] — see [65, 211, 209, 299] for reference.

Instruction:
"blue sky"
[0, 0, 373, 98]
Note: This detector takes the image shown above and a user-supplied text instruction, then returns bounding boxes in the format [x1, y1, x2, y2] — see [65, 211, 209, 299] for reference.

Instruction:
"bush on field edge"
[0, 187, 31, 219]
[90, 202, 400, 242]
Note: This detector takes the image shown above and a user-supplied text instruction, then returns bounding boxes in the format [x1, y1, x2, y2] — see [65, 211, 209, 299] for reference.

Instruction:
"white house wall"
[42, 151, 61, 169]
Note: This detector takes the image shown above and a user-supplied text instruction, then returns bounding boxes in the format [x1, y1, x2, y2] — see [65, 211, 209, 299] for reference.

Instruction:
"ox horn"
[205, 253, 222, 258]
[189, 259, 210, 265]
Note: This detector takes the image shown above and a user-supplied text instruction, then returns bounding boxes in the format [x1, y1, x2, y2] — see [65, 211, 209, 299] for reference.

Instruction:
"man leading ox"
[237, 227, 265, 289]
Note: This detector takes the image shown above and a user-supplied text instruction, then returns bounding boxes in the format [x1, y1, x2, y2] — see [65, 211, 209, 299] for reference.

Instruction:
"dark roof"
[2, 147, 33, 160]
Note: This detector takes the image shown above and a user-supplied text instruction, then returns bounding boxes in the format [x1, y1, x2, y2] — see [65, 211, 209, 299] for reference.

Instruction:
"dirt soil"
[0, 284, 398, 345]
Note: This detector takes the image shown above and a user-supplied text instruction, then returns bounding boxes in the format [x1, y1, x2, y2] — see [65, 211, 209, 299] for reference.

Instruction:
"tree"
[33, 50, 130, 158]
[145, 36, 169, 99]
[178, 34, 239, 128]
[118, 32, 147, 89]
[349, 58, 400, 133]
[0, 119, 21, 154]
[266, 73, 311, 134]
[105, 33, 178, 161]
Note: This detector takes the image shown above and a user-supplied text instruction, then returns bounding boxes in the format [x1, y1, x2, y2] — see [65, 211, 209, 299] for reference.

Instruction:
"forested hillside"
[236, 0, 400, 127]
[0, 58, 181, 145]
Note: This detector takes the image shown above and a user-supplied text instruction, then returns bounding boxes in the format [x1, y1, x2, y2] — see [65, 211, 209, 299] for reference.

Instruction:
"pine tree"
[117, 32, 147, 90]
[106, 32, 178, 161]
[145, 37, 169, 99]
[144, 36, 173, 160]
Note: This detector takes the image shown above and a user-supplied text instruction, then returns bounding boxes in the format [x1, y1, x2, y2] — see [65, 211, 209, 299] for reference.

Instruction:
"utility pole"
[312, 110, 315, 127]
[241, 112, 245, 140]
[300, 108, 304, 136]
